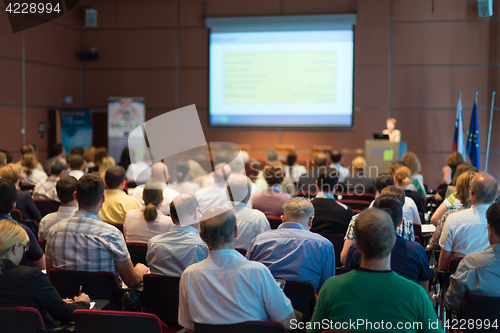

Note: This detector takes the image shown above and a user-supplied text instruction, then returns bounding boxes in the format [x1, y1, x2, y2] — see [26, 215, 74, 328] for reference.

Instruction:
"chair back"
[126, 242, 148, 265]
[142, 274, 181, 324]
[448, 257, 464, 274]
[266, 215, 282, 229]
[194, 321, 286, 333]
[10, 209, 23, 221]
[0, 306, 45, 333]
[314, 232, 344, 268]
[48, 269, 121, 310]
[73, 310, 163, 333]
[339, 192, 375, 202]
[283, 281, 316, 323]
[20, 184, 35, 192]
[413, 223, 423, 245]
[338, 200, 371, 212]
[461, 295, 500, 332]
[235, 248, 247, 256]
[33, 200, 60, 218]
[295, 190, 317, 199]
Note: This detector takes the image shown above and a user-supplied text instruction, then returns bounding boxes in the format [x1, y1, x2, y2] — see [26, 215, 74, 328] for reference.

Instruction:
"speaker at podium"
[365, 139, 407, 178]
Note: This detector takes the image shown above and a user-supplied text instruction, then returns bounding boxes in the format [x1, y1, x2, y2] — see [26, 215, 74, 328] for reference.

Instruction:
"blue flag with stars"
[466, 100, 480, 169]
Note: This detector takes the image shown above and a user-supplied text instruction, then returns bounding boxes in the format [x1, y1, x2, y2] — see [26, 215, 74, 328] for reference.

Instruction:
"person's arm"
[442, 166, 452, 185]
[438, 249, 452, 271]
[46, 259, 54, 272]
[418, 280, 429, 292]
[394, 130, 401, 143]
[33, 254, 46, 270]
[280, 311, 296, 331]
[319, 244, 336, 289]
[115, 260, 148, 287]
[431, 201, 449, 227]
[340, 239, 354, 265]
[26, 196, 42, 222]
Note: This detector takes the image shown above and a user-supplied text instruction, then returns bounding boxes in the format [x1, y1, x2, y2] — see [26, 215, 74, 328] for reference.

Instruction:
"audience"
[17, 144, 45, 172]
[93, 147, 108, 170]
[20, 152, 48, 186]
[83, 146, 96, 172]
[132, 162, 179, 215]
[442, 152, 465, 185]
[343, 195, 433, 291]
[393, 167, 421, 224]
[195, 163, 232, 213]
[69, 147, 84, 156]
[123, 181, 173, 243]
[45, 143, 66, 174]
[147, 194, 208, 277]
[0, 149, 13, 164]
[252, 161, 292, 216]
[98, 156, 116, 181]
[247, 197, 335, 292]
[187, 159, 211, 189]
[284, 151, 306, 184]
[0, 152, 6, 166]
[118, 147, 132, 171]
[439, 163, 479, 201]
[33, 159, 68, 202]
[0, 179, 45, 270]
[179, 206, 295, 332]
[310, 166, 354, 235]
[226, 175, 270, 250]
[125, 152, 150, 185]
[67, 153, 86, 180]
[308, 208, 441, 333]
[343, 156, 376, 194]
[46, 173, 148, 287]
[439, 172, 498, 270]
[38, 176, 78, 240]
[446, 201, 500, 311]
[297, 152, 328, 194]
[0, 219, 90, 328]
[169, 160, 200, 196]
[259, 149, 295, 195]
[0, 164, 41, 222]
[329, 149, 350, 183]
[402, 152, 426, 197]
[99, 166, 141, 225]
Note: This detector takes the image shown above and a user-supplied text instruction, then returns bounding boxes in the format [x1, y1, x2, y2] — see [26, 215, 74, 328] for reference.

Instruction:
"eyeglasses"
[21, 242, 30, 252]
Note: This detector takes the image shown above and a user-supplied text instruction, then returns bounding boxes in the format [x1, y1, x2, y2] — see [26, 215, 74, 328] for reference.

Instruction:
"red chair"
[141, 274, 182, 329]
[126, 242, 148, 266]
[283, 281, 316, 323]
[194, 321, 286, 333]
[266, 215, 282, 229]
[10, 208, 23, 221]
[459, 295, 500, 332]
[0, 306, 50, 333]
[73, 309, 173, 333]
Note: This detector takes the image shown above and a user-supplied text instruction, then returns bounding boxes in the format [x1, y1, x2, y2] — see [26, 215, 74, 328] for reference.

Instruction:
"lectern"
[365, 140, 407, 178]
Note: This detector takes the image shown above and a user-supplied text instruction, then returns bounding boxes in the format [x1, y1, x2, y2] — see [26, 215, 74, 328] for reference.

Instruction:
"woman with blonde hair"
[393, 166, 422, 224]
[98, 156, 116, 181]
[401, 152, 425, 197]
[123, 181, 173, 243]
[0, 219, 90, 328]
[20, 152, 48, 186]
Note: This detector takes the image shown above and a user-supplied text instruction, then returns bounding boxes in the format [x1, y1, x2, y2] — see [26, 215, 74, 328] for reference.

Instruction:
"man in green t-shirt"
[307, 208, 443, 333]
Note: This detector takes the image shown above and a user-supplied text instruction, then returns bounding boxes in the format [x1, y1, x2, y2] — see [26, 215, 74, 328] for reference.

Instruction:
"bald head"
[354, 208, 395, 260]
[471, 172, 498, 204]
[314, 153, 328, 167]
[200, 206, 237, 249]
[226, 175, 252, 204]
[213, 163, 231, 184]
[151, 162, 169, 182]
[170, 193, 200, 226]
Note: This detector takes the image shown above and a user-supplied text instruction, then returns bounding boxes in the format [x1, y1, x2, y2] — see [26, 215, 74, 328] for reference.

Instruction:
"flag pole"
[485, 91, 496, 172]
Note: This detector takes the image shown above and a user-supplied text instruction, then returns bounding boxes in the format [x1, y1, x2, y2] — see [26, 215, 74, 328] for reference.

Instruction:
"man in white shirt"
[146, 194, 208, 277]
[126, 159, 150, 185]
[195, 163, 231, 213]
[179, 206, 295, 332]
[38, 176, 78, 240]
[439, 172, 498, 270]
[329, 150, 350, 183]
[132, 162, 179, 215]
[67, 154, 85, 180]
[225, 175, 270, 250]
[33, 159, 68, 201]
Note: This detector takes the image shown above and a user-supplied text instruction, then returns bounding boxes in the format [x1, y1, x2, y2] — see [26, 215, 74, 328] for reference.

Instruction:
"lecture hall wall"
[1, 0, 500, 189]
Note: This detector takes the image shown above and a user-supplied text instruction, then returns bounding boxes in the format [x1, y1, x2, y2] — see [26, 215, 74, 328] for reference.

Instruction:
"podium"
[365, 140, 407, 178]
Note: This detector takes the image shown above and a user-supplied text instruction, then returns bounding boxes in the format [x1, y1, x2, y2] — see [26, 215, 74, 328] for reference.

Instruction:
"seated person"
[446, 201, 500, 311]
[147, 194, 208, 277]
[343, 195, 433, 291]
[308, 208, 442, 333]
[226, 175, 270, 250]
[67, 153, 86, 180]
[46, 173, 148, 287]
[402, 152, 426, 197]
[0, 164, 41, 222]
[169, 160, 200, 196]
[252, 162, 292, 216]
[0, 219, 90, 328]
[393, 168, 421, 224]
[45, 143, 66, 174]
[179, 206, 295, 332]
[99, 165, 142, 225]
[310, 166, 354, 235]
[38, 176, 78, 240]
[343, 156, 376, 194]
[123, 180, 173, 243]
[195, 163, 232, 213]
[20, 152, 47, 186]
[284, 151, 307, 184]
[247, 197, 335, 292]
[297, 153, 328, 194]
[33, 159, 68, 202]
[329, 150, 350, 183]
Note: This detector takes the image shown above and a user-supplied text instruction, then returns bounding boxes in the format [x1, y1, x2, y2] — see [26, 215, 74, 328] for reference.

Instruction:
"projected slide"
[209, 30, 353, 127]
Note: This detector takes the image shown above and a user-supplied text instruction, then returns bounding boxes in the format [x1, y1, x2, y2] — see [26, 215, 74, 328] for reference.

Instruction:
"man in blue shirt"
[246, 197, 335, 292]
[344, 195, 433, 291]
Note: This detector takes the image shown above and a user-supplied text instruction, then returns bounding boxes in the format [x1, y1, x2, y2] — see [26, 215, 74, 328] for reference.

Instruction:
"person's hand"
[63, 298, 74, 304]
[74, 293, 90, 304]
[134, 263, 149, 277]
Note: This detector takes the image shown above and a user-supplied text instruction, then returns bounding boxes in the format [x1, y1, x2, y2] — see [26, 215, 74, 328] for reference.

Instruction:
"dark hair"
[376, 173, 395, 193]
[447, 152, 465, 168]
[76, 173, 104, 209]
[20, 144, 34, 156]
[118, 147, 131, 171]
[0, 152, 6, 166]
[245, 159, 261, 183]
[452, 163, 479, 186]
[175, 160, 190, 182]
[50, 158, 68, 176]
[50, 143, 65, 157]
[486, 202, 500, 236]
[380, 186, 405, 206]
[317, 166, 339, 193]
[314, 153, 328, 167]
[68, 154, 84, 170]
[0, 150, 13, 163]
[56, 176, 78, 205]
[215, 151, 232, 165]
[105, 166, 126, 189]
[143, 181, 163, 222]
[287, 151, 297, 167]
[263, 161, 285, 186]
[170, 195, 199, 224]
[200, 211, 237, 248]
[0, 179, 17, 214]
[94, 147, 108, 167]
[69, 147, 84, 156]
[329, 150, 342, 163]
[372, 194, 403, 229]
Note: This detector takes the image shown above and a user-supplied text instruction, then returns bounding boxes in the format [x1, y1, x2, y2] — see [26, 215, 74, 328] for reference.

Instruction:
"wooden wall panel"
[282, 0, 356, 15]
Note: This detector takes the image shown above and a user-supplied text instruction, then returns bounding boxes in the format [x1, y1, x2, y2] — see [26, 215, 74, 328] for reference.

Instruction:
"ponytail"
[143, 203, 158, 222]
[142, 180, 163, 222]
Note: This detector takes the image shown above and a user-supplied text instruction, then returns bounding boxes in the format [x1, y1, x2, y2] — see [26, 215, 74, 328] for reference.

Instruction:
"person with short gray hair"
[33, 158, 68, 201]
[246, 197, 335, 292]
[226, 175, 270, 250]
[178, 205, 295, 332]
